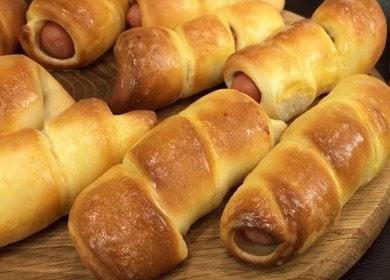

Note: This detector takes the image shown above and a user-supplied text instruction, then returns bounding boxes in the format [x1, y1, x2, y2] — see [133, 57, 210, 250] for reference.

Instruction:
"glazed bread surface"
[220, 74, 390, 266]
[133, 0, 285, 28]
[312, 0, 387, 76]
[0, 99, 157, 247]
[224, 0, 387, 121]
[0, 55, 75, 136]
[69, 89, 286, 280]
[110, 1, 284, 112]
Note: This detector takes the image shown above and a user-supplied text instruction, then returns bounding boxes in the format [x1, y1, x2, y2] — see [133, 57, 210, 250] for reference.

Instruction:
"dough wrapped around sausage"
[110, 1, 284, 112]
[0, 99, 157, 247]
[0, 0, 27, 55]
[19, 0, 129, 69]
[221, 74, 390, 266]
[69, 89, 286, 279]
[224, 0, 387, 121]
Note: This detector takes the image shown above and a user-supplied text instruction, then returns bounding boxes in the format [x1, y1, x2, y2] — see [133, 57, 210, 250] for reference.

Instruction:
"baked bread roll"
[221, 74, 390, 266]
[19, 0, 129, 69]
[110, 1, 284, 113]
[69, 89, 286, 280]
[224, 0, 387, 121]
[0, 99, 157, 247]
[0, 0, 27, 55]
[0, 55, 75, 136]
[126, 0, 285, 28]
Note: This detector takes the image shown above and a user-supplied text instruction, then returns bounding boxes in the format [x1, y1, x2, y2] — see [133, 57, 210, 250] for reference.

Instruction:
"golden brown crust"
[180, 91, 279, 198]
[221, 74, 390, 266]
[221, 142, 340, 265]
[0, 0, 27, 55]
[0, 98, 156, 248]
[44, 99, 157, 209]
[262, 144, 341, 253]
[130, 116, 215, 233]
[270, 20, 340, 94]
[69, 165, 187, 280]
[321, 75, 390, 175]
[137, 0, 284, 28]
[285, 103, 374, 202]
[312, 0, 387, 76]
[224, 0, 386, 122]
[0, 129, 63, 247]
[224, 37, 310, 121]
[225, 19, 340, 121]
[183, 91, 270, 158]
[125, 90, 279, 233]
[110, 27, 184, 113]
[0, 55, 75, 136]
[19, 0, 129, 69]
[176, 14, 234, 98]
[70, 89, 284, 278]
[137, 0, 202, 28]
[216, 1, 284, 50]
[111, 1, 283, 112]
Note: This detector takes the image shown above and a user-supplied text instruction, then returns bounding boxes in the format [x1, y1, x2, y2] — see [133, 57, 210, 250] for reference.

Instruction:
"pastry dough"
[110, 1, 284, 112]
[221, 74, 390, 266]
[0, 99, 157, 247]
[129, 0, 285, 28]
[69, 89, 286, 279]
[0, 55, 75, 136]
[224, 0, 387, 121]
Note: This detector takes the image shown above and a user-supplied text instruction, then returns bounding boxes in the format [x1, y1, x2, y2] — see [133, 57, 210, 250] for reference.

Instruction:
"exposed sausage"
[127, 3, 142, 27]
[242, 228, 276, 246]
[40, 22, 75, 59]
[231, 73, 262, 103]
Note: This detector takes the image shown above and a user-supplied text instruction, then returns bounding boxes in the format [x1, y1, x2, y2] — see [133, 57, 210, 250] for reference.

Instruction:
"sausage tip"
[40, 22, 75, 59]
[243, 228, 276, 246]
[231, 73, 262, 103]
[127, 3, 142, 27]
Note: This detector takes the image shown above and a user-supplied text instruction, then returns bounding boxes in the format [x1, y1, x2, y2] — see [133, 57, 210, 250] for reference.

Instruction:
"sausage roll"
[224, 0, 387, 121]
[0, 99, 157, 247]
[19, 0, 130, 69]
[69, 89, 286, 279]
[110, 1, 284, 112]
[221, 74, 390, 266]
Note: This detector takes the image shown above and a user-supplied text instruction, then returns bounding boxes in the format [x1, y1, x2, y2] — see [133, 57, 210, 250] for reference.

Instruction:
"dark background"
[286, 1, 390, 279]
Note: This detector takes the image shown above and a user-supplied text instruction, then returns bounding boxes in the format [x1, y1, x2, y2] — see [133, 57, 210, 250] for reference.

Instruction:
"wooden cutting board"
[0, 11, 389, 280]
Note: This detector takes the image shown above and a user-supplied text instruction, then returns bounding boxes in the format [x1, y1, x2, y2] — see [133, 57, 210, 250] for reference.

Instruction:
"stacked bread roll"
[69, 89, 286, 279]
[0, 0, 27, 55]
[0, 55, 75, 136]
[0, 99, 157, 247]
[110, 1, 285, 112]
[19, 0, 130, 68]
[224, 0, 387, 121]
[126, 0, 285, 27]
[221, 74, 390, 265]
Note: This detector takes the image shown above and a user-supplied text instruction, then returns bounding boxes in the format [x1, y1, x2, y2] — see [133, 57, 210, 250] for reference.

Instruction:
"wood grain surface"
[0, 10, 389, 280]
